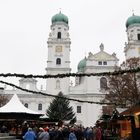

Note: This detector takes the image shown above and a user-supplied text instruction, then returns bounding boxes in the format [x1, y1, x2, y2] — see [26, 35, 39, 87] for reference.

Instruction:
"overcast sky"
[0, 0, 140, 89]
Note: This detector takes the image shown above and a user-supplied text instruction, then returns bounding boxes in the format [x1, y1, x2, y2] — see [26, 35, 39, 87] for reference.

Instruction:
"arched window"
[38, 103, 42, 110]
[24, 103, 28, 108]
[56, 80, 60, 89]
[56, 58, 61, 65]
[100, 77, 107, 89]
[57, 32, 61, 39]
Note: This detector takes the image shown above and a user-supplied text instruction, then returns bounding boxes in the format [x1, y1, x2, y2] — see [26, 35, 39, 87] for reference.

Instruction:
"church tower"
[124, 14, 140, 60]
[46, 12, 71, 95]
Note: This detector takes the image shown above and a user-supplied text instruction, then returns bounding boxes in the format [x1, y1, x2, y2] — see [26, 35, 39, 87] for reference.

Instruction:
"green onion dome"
[126, 14, 140, 28]
[77, 58, 86, 71]
[52, 11, 68, 24]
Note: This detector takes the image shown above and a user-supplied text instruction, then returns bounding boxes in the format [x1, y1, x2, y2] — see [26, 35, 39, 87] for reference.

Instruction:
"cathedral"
[2, 12, 140, 127]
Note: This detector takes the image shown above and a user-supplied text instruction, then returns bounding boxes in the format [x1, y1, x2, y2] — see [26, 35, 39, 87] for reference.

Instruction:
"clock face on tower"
[55, 46, 62, 52]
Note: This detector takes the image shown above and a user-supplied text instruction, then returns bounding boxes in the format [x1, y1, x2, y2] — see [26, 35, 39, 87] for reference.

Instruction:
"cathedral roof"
[52, 11, 68, 24]
[88, 43, 118, 61]
[126, 14, 140, 28]
[77, 44, 118, 71]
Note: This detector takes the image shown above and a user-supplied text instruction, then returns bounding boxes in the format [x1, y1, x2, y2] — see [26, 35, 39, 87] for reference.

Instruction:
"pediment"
[88, 51, 117, 61]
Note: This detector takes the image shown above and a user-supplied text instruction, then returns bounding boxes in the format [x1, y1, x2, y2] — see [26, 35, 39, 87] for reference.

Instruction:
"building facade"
[2, 12, 140, 127]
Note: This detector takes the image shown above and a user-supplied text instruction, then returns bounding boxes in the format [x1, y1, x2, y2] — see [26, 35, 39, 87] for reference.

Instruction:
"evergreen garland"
[0, 67, 139, 78]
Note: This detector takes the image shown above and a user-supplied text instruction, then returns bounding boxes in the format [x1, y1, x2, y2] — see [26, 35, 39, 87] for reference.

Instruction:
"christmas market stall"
[119, 105, 140, 140]
[0, 94, 42, 138]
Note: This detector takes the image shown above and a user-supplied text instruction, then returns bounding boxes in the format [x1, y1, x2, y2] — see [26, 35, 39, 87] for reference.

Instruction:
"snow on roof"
[0, 94, 40, 114]
[116, 108, 128, 114]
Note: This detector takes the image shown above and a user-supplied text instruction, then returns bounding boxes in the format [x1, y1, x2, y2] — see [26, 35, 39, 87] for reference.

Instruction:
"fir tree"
[46, 92, 76, 124]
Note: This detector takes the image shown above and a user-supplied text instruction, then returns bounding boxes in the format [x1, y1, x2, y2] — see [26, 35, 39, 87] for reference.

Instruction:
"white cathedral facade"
[2, 12, 140, 127]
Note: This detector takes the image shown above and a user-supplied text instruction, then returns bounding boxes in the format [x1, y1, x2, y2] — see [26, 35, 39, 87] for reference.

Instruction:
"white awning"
[0, 94, 40, 114]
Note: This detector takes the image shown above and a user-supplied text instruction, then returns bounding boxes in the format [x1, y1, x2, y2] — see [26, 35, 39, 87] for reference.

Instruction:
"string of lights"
[0, 67, 139, 79]
[0, 80, 118, 105]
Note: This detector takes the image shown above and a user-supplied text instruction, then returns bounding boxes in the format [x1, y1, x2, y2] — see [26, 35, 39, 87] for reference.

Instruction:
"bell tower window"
[57, 32, 61, 39]
[137, 34, 140, 40]
[56, 58, 61, 65]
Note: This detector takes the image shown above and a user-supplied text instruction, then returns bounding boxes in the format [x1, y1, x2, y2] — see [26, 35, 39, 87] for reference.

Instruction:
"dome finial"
[59, 8, 61, 13]
[132, 9, 135, 16]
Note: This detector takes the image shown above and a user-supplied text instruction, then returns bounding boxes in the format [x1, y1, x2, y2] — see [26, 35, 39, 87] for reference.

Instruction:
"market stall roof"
[0, 94, 42, 120]
[120, 105, 140, 116]
[116, 108, 128, 114]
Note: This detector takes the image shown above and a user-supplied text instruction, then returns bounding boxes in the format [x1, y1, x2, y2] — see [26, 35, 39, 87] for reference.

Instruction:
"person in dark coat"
[55, 127, 64, 140]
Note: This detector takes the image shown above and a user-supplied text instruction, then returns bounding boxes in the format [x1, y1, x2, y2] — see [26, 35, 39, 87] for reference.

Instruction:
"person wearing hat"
[38, 127, 50, 140]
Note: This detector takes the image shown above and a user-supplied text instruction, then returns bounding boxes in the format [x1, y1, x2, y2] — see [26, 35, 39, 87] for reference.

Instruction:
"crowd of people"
[22, 124, 104, 140]
[0, 121, 119, 140]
